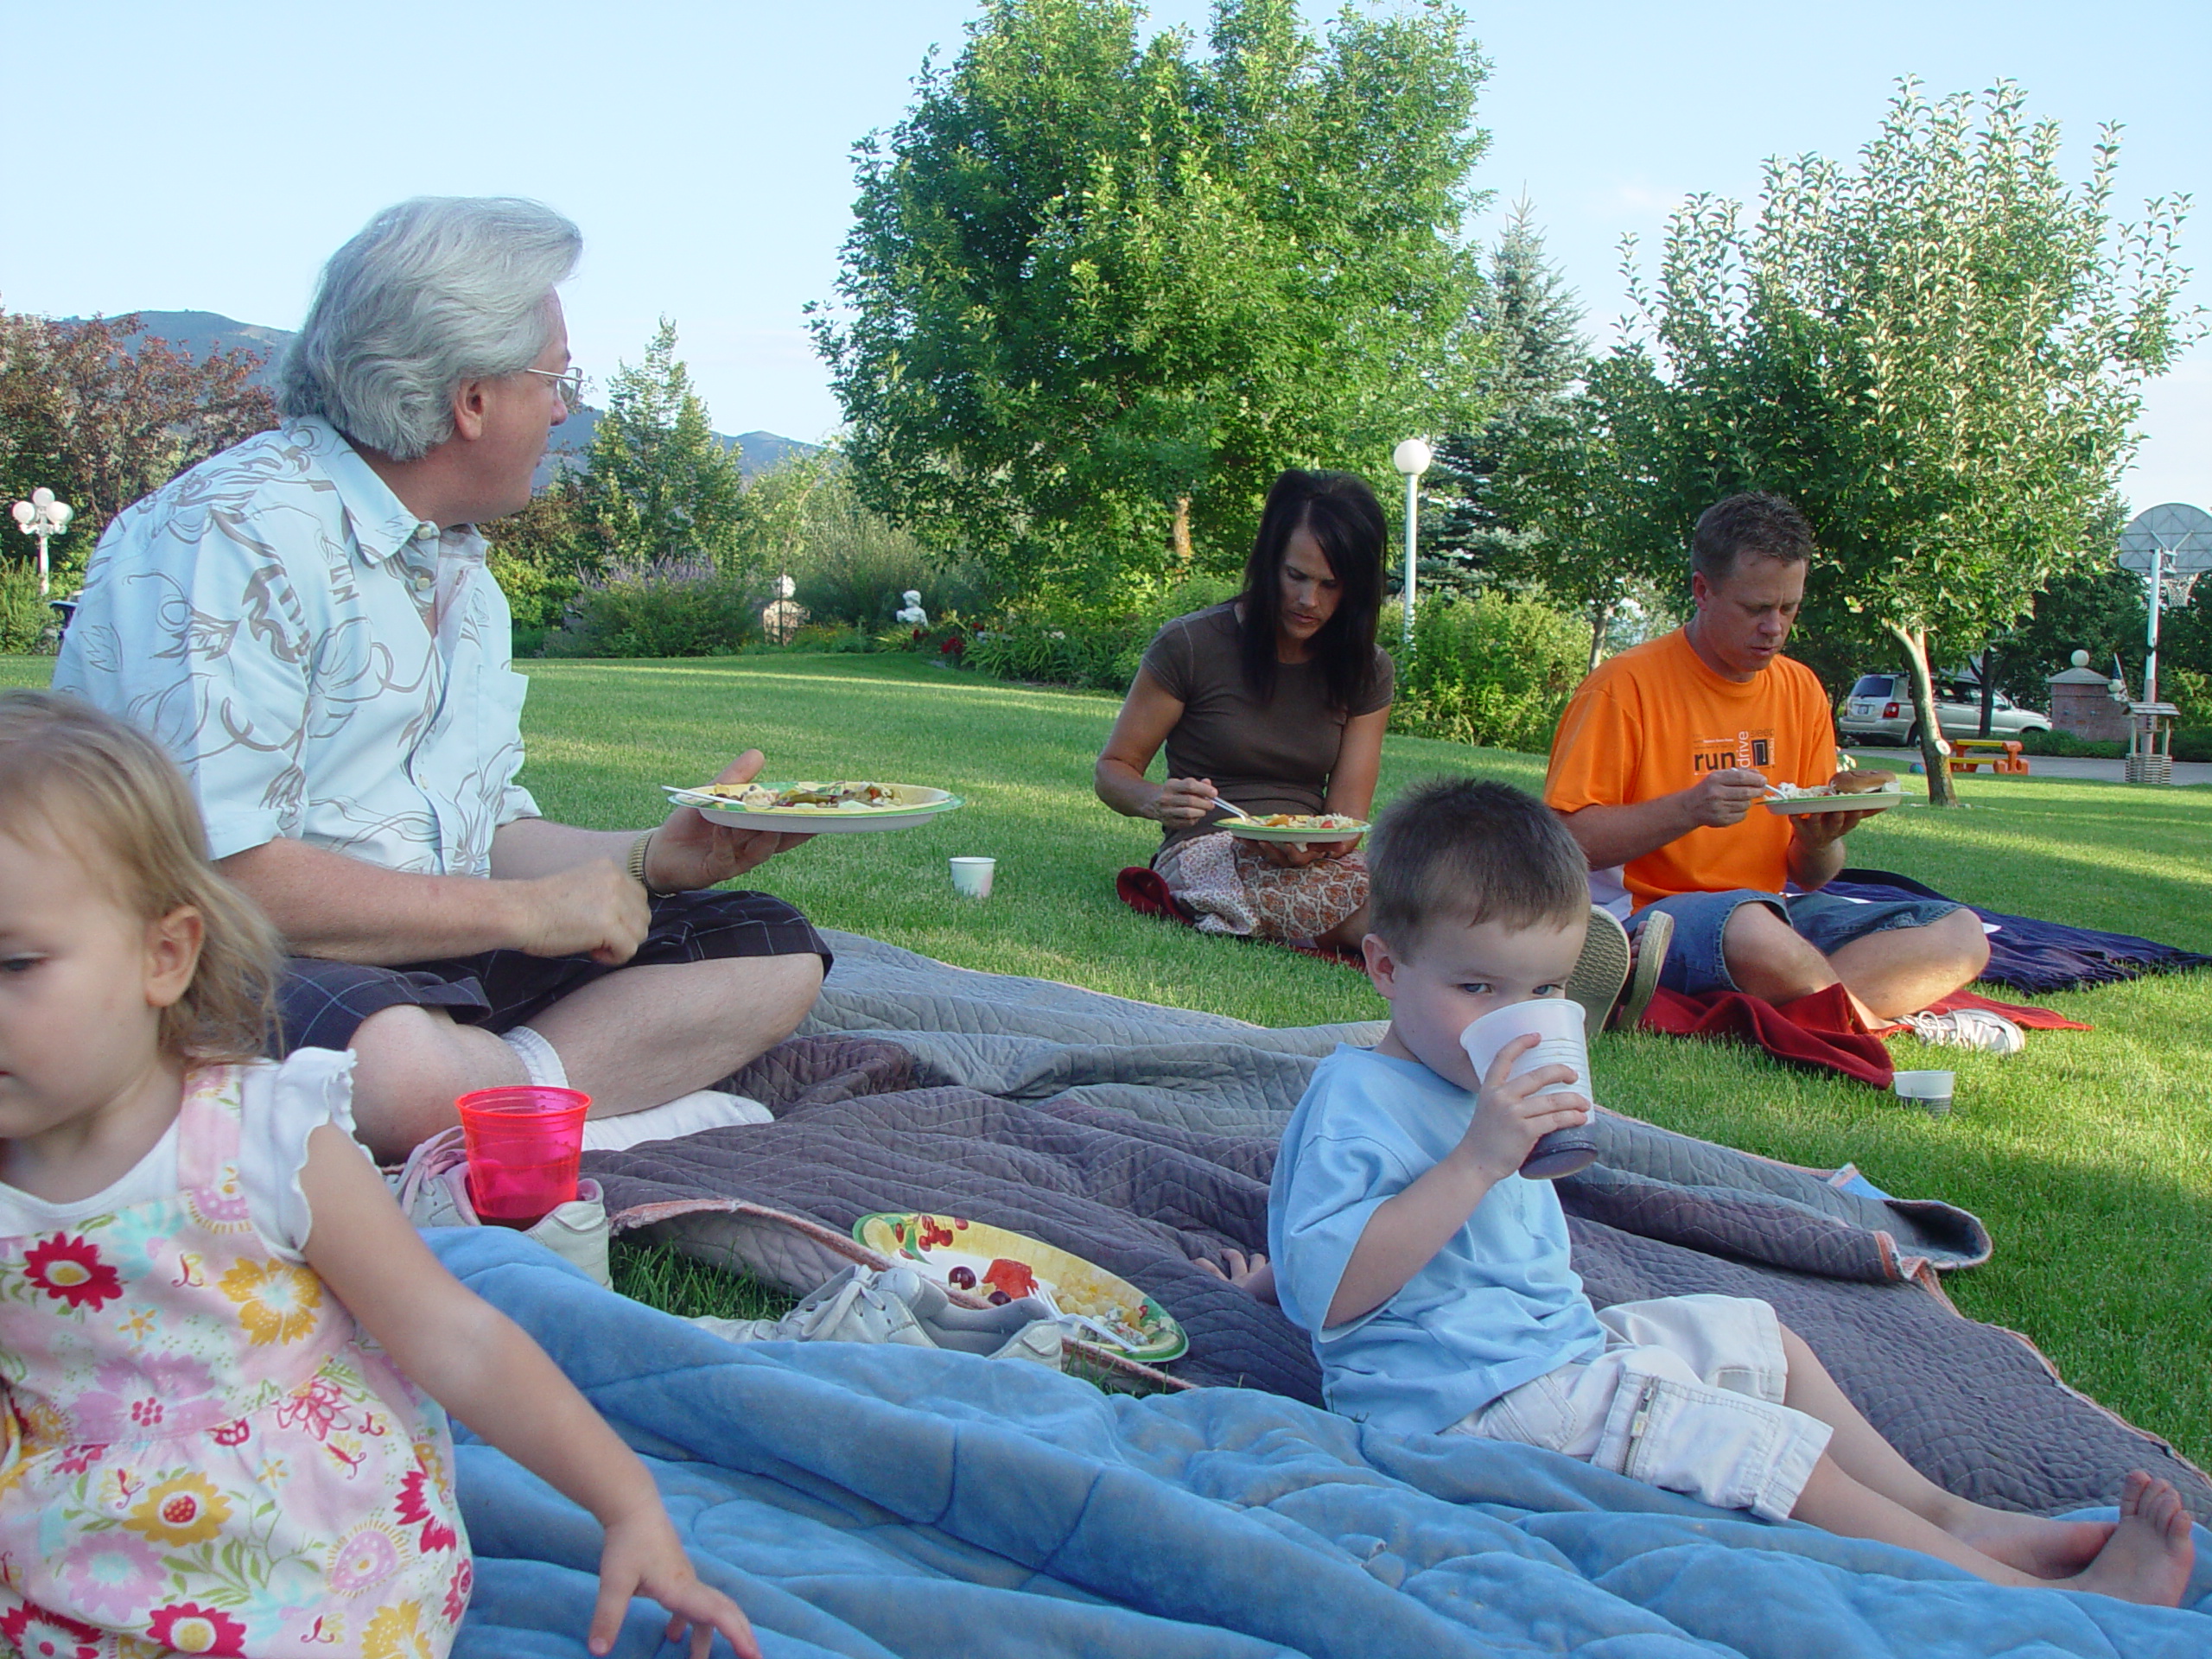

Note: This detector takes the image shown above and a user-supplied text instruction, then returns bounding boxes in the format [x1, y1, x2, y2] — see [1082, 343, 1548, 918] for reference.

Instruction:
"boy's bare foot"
[2056, 1472, 2196, 1606]
[1951, 1509, 2114, 1579]
[1193, 1249, 1277, 1304]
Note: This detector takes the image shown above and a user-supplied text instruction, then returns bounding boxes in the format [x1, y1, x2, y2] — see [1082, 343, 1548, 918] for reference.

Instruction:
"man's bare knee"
[1723, 904, 1836, 1001]
[1936, 906, 1992, 977]
[747, 952, 825, 1047]
[346, 1004, 521, 1161]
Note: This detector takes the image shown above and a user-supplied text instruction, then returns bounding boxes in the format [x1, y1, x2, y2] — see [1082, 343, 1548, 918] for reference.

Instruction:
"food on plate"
[1242, 812, 1364, 830]
[1829, 767, 1897, 794]
[1765, 771, 1902, 802]
[983, 1258, 1039, 1300]
[697, 779, 903, 810]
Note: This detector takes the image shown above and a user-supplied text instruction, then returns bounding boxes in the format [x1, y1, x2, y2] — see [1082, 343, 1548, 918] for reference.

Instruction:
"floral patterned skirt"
[0, 1349, 468, 1659]
[1154, 830, 1369, 942]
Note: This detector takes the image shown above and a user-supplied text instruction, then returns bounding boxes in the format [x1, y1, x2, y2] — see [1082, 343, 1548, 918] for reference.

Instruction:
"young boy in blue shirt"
[1268, 776, 2191, 1603]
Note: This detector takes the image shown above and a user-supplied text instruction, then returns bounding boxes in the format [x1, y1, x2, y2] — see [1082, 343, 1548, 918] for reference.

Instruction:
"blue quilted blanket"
[435, 1230, 2212, 1659]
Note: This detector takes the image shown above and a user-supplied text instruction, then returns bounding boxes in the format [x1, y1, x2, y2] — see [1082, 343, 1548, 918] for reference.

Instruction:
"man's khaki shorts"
[1446, 1294, 1833, 1522]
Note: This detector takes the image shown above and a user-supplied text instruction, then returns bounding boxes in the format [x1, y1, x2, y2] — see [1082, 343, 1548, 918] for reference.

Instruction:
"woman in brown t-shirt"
[1096, 469, 1394, 948]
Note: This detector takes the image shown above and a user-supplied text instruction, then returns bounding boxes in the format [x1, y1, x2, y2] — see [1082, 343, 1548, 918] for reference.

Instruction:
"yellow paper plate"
[1221, 815, 1369, 843]
[853, 1211, 1187, 1362]
[664, 781, 963, 833]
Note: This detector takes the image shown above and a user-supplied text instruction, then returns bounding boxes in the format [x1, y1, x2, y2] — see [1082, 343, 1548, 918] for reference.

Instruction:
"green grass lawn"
[10, 652, 2210, 1465]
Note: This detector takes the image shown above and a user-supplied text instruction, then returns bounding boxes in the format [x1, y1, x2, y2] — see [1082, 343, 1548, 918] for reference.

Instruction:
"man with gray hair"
[55, 197, 829, 1160]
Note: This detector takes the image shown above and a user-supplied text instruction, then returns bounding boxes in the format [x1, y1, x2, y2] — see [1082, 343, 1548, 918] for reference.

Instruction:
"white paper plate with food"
[1220, 811, 1370, 843]
[1764, 771, 1906, 817]
[663, 780, 963, 833]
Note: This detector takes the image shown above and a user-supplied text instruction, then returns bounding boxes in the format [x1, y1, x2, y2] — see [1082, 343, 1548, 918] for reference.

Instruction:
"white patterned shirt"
[53, 417, 539, 874]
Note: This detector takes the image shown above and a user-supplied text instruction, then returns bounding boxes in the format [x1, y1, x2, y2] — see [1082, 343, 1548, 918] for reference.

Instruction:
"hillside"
[75, 309, 815, 481]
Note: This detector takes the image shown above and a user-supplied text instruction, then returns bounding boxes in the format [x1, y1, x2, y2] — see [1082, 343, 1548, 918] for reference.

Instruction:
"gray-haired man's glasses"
[522, 366, 587, 410]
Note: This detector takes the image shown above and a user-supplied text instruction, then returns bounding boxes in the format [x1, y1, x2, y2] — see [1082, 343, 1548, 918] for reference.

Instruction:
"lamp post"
[1391, 438, 1433, 647]
[10, 488, 73, 597]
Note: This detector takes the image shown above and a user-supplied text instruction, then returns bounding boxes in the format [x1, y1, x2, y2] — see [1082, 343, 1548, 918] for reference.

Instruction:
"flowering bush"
[544, 556, 766, 658]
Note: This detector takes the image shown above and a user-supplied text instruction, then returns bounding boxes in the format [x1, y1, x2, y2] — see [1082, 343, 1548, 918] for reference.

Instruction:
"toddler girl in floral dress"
[0, 692, 757, 1659]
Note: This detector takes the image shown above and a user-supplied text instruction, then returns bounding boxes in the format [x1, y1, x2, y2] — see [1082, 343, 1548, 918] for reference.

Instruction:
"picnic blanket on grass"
[584, 934, 2208, 1522]
[438, 1228, 2212, 1658]
[1826, 868, 2212, 994]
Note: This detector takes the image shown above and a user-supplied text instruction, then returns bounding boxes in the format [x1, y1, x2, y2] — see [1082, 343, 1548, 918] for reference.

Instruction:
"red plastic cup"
[455, 1085, 591, 1225]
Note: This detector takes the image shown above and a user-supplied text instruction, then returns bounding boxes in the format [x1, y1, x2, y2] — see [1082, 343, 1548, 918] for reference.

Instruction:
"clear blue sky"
[10, 1, 2205, 513]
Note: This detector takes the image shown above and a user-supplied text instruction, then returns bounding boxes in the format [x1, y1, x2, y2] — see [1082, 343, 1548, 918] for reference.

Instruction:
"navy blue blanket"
[435, 1230, 2212, 1659]
[1827, 868, 2212, 994]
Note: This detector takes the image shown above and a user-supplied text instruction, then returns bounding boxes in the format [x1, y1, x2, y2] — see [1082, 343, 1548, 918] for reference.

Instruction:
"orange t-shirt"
[1543, 629, 1836, 908]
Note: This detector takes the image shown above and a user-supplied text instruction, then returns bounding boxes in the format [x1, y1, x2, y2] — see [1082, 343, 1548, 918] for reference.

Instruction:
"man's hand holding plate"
[648, 750, 816, 888]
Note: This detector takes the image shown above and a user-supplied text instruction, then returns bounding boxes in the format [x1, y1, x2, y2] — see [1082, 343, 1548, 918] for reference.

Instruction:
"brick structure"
[2045, 652, 2132, 742]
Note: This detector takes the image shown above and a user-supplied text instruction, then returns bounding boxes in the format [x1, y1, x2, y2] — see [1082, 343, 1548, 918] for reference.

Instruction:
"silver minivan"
[1839, 673, 2051, 747]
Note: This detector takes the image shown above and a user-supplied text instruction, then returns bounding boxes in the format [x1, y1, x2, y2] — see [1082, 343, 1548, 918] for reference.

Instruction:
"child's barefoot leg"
[1796, 1460, 2194, 1605]
[1791, 1455, 2038, 1587]
[2059, 1473, 2196, 1608]
[1193, 1249, 1278, 1305]
[1776, 1324, 2107, 1574]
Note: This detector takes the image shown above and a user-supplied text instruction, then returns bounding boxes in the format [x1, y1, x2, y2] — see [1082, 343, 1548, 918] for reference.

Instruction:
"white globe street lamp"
[10, 486, 73, 597]
[1391, 438, 1433, 646]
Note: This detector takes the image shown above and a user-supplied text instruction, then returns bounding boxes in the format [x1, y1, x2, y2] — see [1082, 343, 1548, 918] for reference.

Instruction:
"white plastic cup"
[1458, 998, 1599, 1179]
[1892, 1069, 1955, 1115]
[950, 856, 995, 899]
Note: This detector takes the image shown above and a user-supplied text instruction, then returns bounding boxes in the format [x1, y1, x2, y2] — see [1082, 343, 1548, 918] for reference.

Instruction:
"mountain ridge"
[69, 309, 816, 482]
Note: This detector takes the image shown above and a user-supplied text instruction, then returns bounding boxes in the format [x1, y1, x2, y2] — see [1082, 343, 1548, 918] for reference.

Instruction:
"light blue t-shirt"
[1269, 1044, 1606, 1435]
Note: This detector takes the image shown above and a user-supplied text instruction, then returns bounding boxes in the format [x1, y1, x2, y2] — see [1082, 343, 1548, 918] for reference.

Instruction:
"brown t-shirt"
[1140, 602, 1395, 850]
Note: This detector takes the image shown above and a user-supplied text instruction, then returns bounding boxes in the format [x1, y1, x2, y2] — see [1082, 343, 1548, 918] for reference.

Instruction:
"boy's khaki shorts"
[1444, 1294, 1832, 1522]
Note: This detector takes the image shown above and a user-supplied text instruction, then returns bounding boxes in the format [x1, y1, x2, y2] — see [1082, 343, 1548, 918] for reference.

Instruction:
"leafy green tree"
[1610, 82, 2195, 804]
[576, 319, 749, 574]
[0, 306, 275, 576]
[813, 0, 1491, 597]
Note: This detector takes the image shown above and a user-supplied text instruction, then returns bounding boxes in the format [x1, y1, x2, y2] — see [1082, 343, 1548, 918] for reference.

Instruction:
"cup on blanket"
[1459, 999, 1599, 1179]
[1891, 1070, 1955, 1116]
[457, 1085, 592, 1224]
[950, 856, 995, 899]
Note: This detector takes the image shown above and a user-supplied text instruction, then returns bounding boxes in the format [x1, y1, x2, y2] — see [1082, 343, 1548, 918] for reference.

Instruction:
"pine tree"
[577, 319, 748, 572]
[1428, 200, 1588, 596]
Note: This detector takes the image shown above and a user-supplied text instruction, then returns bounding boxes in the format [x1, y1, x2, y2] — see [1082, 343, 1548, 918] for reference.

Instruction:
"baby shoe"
[691, 1264, 1062, 1368]
[390, 1128, 612, 1288]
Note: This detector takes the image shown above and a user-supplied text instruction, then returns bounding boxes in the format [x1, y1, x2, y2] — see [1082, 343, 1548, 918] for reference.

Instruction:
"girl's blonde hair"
[0, 691, 281, 1063]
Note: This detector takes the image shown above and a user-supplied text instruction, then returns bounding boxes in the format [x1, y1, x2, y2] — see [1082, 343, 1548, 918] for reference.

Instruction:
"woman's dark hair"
[1239, 468, 1387, 711]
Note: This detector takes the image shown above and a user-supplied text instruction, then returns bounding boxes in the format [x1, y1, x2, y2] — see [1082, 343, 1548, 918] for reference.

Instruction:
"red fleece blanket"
[1116, 866, 2088, 1088]
[1618, 985, 2083, 1089]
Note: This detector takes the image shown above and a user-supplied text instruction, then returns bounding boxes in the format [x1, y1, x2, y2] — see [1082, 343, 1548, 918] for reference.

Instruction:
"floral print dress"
[0, 1065, 468, 1658]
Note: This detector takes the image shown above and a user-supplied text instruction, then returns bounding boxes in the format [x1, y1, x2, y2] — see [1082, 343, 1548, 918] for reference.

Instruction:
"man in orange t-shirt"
[1545, 494, 2012, 1047]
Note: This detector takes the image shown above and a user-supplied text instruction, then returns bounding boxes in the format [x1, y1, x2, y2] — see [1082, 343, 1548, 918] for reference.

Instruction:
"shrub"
[1391, 594, 1592, 753]
[963, 575, 1242, 691]
[2018, 728, 2126, 760]
[0, 564, 60, 654]
[780, 621, 879, 654]
[544, 556, 765, 658]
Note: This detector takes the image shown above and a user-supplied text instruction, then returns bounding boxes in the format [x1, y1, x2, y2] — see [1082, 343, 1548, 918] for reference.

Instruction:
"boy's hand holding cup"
[1459, 999, 1600, 1181]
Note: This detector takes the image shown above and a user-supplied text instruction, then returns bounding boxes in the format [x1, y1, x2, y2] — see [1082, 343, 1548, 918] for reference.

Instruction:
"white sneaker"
[1899, 1008, 2025, 1055]
[691, 1265, 1063, 1368]
[390, 1128, 613, 1287]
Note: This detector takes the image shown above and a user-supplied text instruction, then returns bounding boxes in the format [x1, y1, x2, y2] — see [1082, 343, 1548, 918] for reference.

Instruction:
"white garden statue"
[895, 589, 929, 626]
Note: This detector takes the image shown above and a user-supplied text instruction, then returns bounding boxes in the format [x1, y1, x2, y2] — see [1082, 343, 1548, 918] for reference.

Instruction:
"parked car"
[1838, 672, 2051, 747]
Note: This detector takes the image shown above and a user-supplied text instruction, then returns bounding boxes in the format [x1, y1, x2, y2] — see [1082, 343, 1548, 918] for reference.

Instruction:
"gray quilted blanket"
[585, 931, 2208, 1520]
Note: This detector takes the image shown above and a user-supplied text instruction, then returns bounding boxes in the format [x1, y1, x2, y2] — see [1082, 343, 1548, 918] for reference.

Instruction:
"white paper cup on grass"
[1458, 998, 1599, 1179]
[1892, 1069, 1955, 1115]
[950, 856, 995, 899]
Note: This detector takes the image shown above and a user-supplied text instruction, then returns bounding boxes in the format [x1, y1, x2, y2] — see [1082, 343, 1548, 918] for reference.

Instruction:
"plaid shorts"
[276, 887, 830, 1055]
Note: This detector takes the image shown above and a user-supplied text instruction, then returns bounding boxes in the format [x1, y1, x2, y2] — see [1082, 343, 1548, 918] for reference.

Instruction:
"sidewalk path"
[1849, 746, 2212, 787]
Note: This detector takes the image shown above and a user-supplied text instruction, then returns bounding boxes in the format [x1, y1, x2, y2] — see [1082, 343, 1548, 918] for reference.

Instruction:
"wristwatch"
[626, 829, 664, 894]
